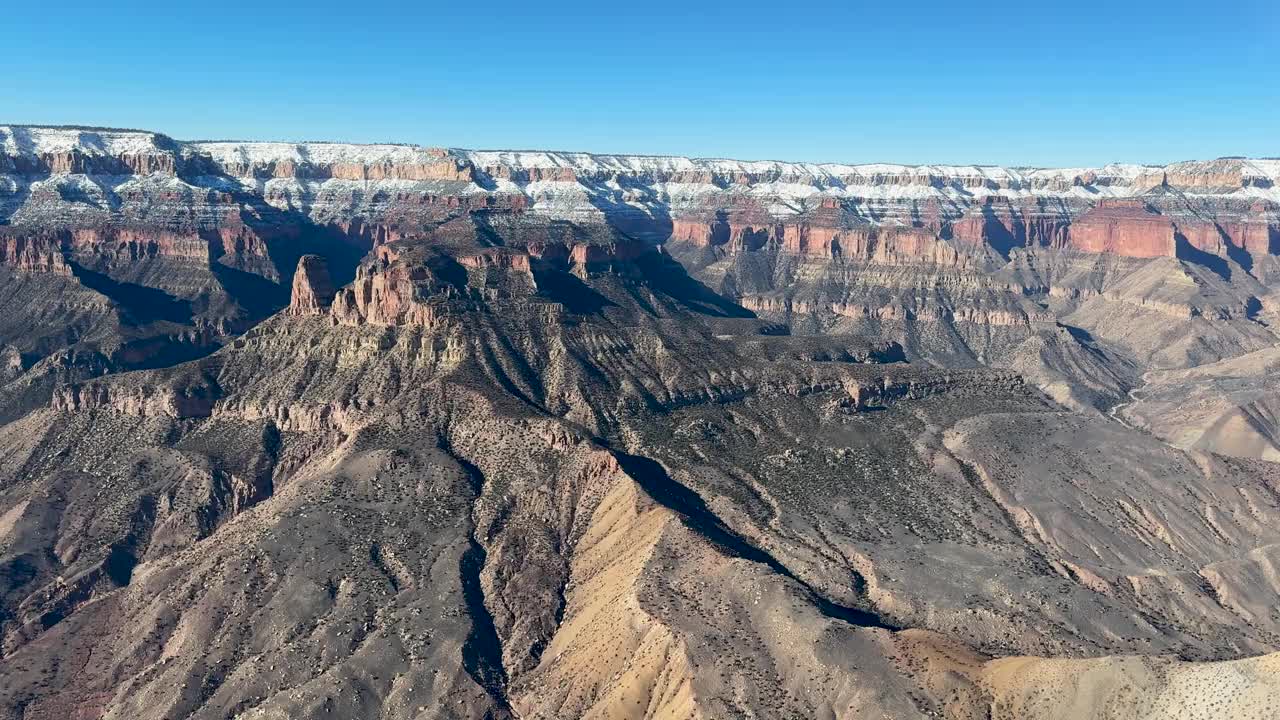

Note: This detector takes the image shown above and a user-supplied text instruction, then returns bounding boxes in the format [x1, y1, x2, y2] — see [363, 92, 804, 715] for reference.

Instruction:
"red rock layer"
[1064, 200, 1175, 257]
[288, 255, 337, 316]
[66, 228, 214, 263]
[0, 232, 73, 275]
[0, 225, 282, 275]
[671, 215, 965, 265]
[949, 199, 1072, 250]
[457, 249, 534, 272]
[676, 195, 1279, 263]
[331, 262, 442, 326]
[569, 240, 646, 267]
[327, 240, 659, 327]
[1172, 220, 1227, 256]
[1219, 202, 1279, 255]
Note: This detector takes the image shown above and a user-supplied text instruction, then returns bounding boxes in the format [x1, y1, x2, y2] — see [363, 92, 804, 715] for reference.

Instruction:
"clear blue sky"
[5, 0, 1277, 166]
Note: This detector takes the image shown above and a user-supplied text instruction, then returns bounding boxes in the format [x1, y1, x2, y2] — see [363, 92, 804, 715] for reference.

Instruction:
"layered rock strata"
[2, 123, 1279, 414]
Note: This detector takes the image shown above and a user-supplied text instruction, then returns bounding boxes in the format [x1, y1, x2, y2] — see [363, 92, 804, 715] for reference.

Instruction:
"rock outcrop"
[0, 231, 73, 275]
[287, 254, 336, 315]
[51, 377, 217, 418]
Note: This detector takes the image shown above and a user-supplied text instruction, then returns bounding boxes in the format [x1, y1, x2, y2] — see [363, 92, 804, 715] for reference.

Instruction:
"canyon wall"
[3, 126, 1277, 273]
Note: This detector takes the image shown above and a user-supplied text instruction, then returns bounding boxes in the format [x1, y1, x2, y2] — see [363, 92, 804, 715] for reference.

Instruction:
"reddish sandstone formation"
[2, 147, 178, 176]
[780, 223, 852, 257]
[0, 226, 229, 275]
[457, 248, 534, 272]
[569, 239, 648, 268]
[1172, 219, 1227, 256]
[0, 232, 72, 275]
[951, 200, 1016, 249]
[288, 255, 336, 316]
[331, 262, 447, 327]
[67, 227, 213, 264]
[1067, 200, 1174, 258]
[1218, 202, 1279, 255]
[671, 212, 977, 264]
[528, 241, 570, 263]
[671, 217, 729, 246]
[873, 226, 960, 264]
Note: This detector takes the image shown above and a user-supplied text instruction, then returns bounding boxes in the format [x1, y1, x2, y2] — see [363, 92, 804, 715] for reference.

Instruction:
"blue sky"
[5, 0, 1277, 166]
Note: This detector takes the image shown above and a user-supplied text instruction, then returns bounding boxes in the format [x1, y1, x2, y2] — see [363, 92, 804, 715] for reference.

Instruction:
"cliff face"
[0, 231, 73, 275]
[287, 255, 336, 316]
[1067, 199, 1175, 257]
[324, 239, 654, 327]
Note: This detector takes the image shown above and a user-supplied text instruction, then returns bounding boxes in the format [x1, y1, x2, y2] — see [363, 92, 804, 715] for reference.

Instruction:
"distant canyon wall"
[2, 125, 1278, 276]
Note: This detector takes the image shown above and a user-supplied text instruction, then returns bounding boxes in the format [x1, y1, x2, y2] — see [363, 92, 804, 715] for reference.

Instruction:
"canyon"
[2, 125, 1280, 719]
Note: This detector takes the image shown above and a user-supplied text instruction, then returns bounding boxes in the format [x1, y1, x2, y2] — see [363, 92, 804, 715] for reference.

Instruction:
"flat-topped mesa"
[288, 255, 337, 316]
[329, 257, 512, 327]
[321, 237, 661, 326]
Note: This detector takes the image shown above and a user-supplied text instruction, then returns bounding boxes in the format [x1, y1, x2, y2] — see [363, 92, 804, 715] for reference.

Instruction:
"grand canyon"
[2, 124, 1280, 719]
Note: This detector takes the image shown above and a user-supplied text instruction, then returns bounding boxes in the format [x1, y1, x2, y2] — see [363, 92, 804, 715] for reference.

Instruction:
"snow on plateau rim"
[192, 141, 448, 166]
[2, 125, 1276, 184]
[0, 126, 163, 157]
